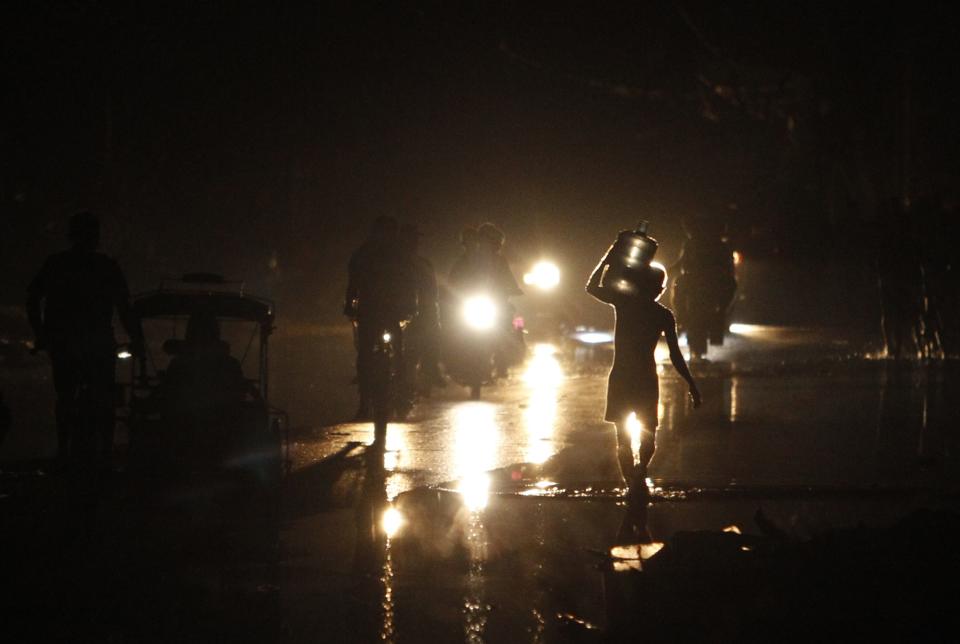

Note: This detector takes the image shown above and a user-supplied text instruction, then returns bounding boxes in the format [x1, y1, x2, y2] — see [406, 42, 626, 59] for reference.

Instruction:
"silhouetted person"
[587, 243, 700, 493]
[161, 311, 249, 419]
[448, 225, 479, 293]
[27, 211, 143, 469]
[344, 216, 417, 420]
[398, 223, 444, 395]
[448, 222, 524, 375]
[449, 222, 523, 300]
[671, 217, 736, 361]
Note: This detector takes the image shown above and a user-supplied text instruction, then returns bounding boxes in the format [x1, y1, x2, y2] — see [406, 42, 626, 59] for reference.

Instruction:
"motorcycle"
[442, 292, 525, 400]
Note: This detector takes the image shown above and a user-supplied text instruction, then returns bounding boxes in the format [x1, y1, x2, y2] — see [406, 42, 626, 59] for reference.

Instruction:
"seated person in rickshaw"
[159, 311, 257, 422]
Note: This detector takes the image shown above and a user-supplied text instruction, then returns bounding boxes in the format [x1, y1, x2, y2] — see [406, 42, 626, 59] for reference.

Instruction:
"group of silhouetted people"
[343, 217, 525, 419]
[26, 211, 256, 475]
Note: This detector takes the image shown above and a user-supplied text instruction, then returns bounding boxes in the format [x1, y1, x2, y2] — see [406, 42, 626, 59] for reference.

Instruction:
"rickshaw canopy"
[132, 275, 274, 330]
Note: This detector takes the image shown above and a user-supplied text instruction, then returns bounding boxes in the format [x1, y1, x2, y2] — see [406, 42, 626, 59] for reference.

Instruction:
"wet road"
[3, 325, 958, 640]
[281, 328, 960, 642]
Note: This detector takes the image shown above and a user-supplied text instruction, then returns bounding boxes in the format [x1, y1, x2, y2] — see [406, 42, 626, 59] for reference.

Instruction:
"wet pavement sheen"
[281, 329, 960, 642]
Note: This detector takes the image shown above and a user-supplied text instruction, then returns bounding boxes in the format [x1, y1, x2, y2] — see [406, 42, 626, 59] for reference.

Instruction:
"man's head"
[68, 211, 100, 250]
[459, 225, 478, 250]
[398, 223, 421, 255]
[185, 311, 221, 348]
[370, 215, 399, 244]
[628, 264, 666, 302]
[477, 222, 505, 253]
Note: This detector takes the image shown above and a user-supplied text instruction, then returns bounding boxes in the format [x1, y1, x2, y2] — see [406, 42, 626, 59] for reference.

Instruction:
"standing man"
[398, 223, 444, 395]
[27, 211, 143, 470]
[671, 216, 736, 361]
[344, 216, 416, 420]
[587, 233, 701, 494]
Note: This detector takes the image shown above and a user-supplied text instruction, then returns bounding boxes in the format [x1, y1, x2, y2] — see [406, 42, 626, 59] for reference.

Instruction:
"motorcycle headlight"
[463, 295, 497, 331]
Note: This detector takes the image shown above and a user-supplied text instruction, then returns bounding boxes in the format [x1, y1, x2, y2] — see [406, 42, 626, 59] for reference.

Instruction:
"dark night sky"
[3, 1, 959, 323]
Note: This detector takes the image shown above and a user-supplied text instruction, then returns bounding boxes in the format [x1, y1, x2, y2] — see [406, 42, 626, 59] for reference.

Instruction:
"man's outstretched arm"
[585, 245, 616, 305]
[664, 313, 701, 407]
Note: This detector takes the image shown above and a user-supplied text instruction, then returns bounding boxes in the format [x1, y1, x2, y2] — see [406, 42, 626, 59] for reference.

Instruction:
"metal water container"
[601, 220, 659, 295]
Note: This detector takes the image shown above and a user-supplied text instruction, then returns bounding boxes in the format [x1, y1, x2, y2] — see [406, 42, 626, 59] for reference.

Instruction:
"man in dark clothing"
[344, 216, 417, 420]
[398, 223, 444, 394]
[671, 217, 736, 361]
[27, 211, 143, 468]
[447, 222, 524, 376]
[587, 243, 700, 493]
[449, 222, 523, 300]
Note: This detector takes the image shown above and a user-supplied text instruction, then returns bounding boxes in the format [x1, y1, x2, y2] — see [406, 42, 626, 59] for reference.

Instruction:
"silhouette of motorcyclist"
[398, 223, 444, 395]
[27, 211, 144, 469]
[345, 216, 417, 420]
[447, 222, 524, 376]
[448, 225, 479, 294]
[671, 217, 736, 361]
[449, 222, 523, 299]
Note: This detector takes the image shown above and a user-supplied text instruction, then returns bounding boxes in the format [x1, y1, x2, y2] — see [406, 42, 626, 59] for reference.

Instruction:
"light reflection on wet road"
[282, 328, 960, 642]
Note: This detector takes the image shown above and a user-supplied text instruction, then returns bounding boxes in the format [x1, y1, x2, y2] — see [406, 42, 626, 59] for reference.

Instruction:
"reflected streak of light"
[382, 424, 408, 472]
[729, 377, 739, 423]
[458, 472, 490, 512]
[626, 412, 642, 466]
[524, 343, 563, 386]
[523, 344, 563, 464]
[463, 512, 489, 642]
[381, 537, 396, 642]
[722, 525, 742, 535]
[383, 424, 413, 500]
[452, 402, 499, 511]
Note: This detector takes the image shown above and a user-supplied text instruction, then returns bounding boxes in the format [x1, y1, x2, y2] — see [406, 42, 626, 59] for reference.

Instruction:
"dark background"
[3, 1, 959, 328]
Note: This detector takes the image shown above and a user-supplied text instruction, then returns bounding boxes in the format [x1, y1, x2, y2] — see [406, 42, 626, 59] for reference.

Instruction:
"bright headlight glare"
[523, 260, 561, 291]
[463, 295, 497, 331]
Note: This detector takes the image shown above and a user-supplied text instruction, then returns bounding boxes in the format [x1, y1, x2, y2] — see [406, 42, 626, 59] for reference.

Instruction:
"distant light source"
[117, 350, 133, 360]
[732, 251, 743, 266]
[728, 323, 762, 336]
[572, 331, 614, 344]
[523, 260, 561, 291]
[382, 332, 392, 343]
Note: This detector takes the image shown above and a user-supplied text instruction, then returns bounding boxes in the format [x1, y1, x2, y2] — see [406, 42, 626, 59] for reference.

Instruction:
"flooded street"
[3, 325, 960, 641]
[278, 327, 960, 642]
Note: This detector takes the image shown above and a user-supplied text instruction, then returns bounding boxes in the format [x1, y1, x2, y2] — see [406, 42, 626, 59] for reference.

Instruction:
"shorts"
[604, 370, 659, 429]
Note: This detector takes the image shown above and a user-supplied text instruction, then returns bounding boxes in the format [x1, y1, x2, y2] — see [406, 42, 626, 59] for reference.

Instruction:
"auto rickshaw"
[118, 274, 287, 496]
